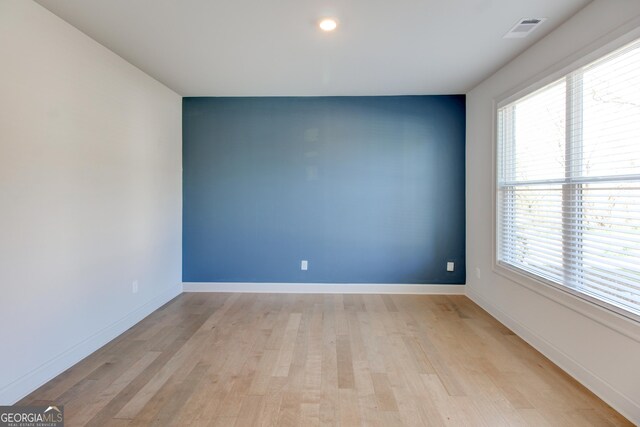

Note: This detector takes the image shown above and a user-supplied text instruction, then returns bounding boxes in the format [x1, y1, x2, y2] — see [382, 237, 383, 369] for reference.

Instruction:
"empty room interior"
[2, 0, 640, 425]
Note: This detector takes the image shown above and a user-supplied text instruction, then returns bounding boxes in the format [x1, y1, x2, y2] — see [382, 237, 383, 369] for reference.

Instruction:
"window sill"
[492, 261, 640, 344]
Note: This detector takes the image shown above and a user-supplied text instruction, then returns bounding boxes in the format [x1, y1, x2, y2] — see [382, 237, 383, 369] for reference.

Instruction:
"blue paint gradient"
[183, 96, 465, 284]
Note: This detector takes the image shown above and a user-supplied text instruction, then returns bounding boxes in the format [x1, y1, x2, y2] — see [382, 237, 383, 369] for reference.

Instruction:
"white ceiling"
[36, 0, 591, 96]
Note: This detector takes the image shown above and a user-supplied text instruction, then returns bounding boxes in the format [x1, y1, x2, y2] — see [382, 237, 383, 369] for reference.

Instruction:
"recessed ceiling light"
[319, 18, 337, 32]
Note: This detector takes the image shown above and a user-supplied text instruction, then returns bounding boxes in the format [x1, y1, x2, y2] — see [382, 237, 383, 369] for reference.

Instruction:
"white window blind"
[497, 38, 640, 319]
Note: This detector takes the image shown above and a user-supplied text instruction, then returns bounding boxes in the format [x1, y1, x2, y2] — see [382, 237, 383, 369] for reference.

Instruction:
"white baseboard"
[0, 283, 183, 405]
[182, 282, 465, 294]
[466, 288, 639, 425]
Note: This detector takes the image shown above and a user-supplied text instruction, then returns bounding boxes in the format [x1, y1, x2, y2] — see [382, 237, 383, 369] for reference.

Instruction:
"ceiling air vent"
[503, 18, 546, 39]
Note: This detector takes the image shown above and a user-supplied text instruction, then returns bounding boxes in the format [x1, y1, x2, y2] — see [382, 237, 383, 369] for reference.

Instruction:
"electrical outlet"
[446, 262, 455, 272]
[475, 267, 482, 279]
[301, 260, 308, 271]
[132, 280, 139, 294]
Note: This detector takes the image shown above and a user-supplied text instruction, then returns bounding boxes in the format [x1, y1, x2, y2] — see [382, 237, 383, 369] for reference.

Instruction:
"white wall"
[0, 0, 182, 404]
[466, 0, 640, 423]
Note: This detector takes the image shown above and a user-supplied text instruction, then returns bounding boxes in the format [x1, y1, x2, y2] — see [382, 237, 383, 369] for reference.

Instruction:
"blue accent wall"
[183, 96, 465, 284]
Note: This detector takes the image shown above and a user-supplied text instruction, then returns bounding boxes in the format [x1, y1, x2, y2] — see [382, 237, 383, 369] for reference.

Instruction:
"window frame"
[492, 25, 640, 328]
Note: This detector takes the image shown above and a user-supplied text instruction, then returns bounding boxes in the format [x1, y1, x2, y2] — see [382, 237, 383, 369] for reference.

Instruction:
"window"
[496, 38, 640, 319]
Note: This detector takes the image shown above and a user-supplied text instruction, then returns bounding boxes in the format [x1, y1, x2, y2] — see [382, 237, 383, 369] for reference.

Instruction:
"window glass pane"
[499, 184, 564, 283]
[580, 181, 640, 312]
[581, 44, 640, 177]
[511, 80, 566, 182]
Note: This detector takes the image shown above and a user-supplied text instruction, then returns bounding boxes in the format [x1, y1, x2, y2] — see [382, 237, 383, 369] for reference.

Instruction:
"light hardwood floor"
[19, 293, 631, 426]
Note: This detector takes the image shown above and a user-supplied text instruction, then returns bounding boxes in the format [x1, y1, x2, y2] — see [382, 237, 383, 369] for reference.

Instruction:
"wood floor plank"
[273, 313, 302, 377]
[18, 293, 634, 426]
[336, 335, 355, 389]
[371, 372, 399, 412]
